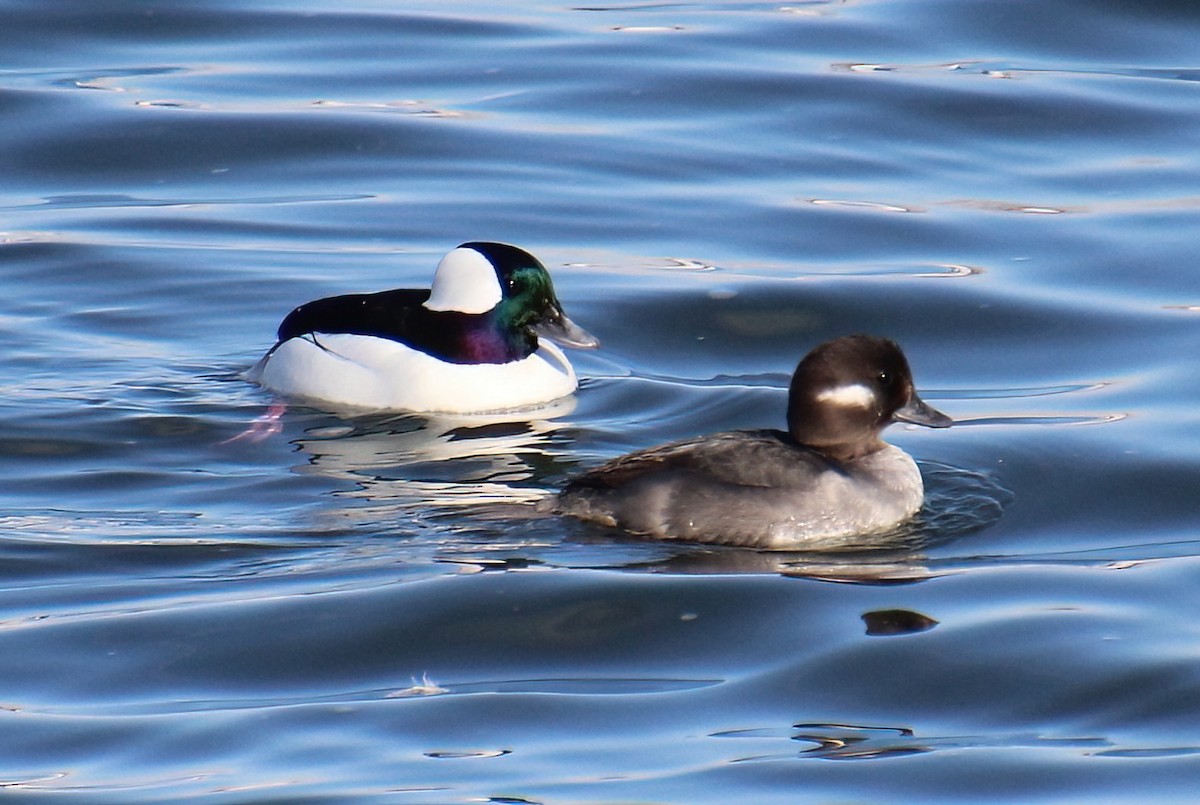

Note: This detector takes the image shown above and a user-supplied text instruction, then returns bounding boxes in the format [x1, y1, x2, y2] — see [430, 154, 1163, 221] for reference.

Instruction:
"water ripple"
[1, 0, 1199, 801]
[834, 60, 1200, 85]
[716, 722, 1111, 762]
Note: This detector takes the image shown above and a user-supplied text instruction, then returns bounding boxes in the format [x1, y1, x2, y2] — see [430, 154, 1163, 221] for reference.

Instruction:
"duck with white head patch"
[248, 242, 598, 413]
[552, 335, 952, 550]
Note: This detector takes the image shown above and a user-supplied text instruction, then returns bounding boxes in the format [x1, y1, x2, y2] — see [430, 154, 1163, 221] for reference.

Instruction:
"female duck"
[553, 335, 952, 549]
[249, 242, 598, 413]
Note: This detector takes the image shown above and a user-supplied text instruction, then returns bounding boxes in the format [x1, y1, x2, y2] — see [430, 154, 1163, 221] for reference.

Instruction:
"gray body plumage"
[556, 430, 923, 550]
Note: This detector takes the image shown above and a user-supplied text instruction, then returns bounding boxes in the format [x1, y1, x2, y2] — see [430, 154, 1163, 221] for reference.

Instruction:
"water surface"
[2, 1, 1200, 801]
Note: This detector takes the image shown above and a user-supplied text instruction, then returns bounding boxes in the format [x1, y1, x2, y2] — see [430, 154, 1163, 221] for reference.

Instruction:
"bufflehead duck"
[553, 335, 952, 549]
[248, 242, 598, 413]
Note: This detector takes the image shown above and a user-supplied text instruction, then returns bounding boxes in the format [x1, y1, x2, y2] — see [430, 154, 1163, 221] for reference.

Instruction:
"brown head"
[786, 335, 952, 461]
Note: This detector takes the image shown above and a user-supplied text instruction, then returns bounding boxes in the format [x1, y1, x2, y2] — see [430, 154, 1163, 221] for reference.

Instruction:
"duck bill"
[534, 308, 599, 349]
[893, 393, 953, 428]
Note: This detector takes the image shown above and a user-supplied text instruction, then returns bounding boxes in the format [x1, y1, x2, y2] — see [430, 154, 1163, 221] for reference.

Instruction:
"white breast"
[248, 333, 578, 414]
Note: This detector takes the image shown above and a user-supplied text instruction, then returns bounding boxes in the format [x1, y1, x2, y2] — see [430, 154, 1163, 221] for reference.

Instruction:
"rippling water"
[3, 0, 1200, 801]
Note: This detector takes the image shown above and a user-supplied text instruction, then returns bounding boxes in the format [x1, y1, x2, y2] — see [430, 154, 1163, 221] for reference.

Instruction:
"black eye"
[877, 371, 891, 385]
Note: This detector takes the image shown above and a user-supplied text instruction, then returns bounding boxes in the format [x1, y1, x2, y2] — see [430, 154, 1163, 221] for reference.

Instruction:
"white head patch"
[424, 247, 503, 314]
[816, 383, 876, 409]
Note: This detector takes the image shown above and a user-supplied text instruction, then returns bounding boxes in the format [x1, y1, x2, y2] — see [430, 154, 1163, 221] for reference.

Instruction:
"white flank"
[253, 334, 577, 413]
[816, 383, 876, 408]
[423, 247, 503, 313]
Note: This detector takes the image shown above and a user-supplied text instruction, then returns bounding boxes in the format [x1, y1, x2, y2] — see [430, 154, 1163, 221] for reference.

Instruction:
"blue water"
[3, 0, 1200, 801]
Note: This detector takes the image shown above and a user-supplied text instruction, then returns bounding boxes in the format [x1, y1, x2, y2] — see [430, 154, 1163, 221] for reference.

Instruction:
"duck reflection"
[288, 396, 578, 513]
[612, 542, 939, 583]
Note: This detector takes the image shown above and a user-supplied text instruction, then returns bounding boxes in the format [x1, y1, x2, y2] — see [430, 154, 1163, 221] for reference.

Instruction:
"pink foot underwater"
[222, 402, 288, 444]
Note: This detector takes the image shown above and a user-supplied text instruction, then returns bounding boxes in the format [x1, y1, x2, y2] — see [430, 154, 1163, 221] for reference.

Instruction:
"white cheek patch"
[816, 383, 876, 409]
[424, 247, 503, 314]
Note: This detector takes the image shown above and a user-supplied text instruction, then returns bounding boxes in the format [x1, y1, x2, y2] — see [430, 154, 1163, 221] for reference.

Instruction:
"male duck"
[249, 242, 598, 413]
[552, 335, 952, 549]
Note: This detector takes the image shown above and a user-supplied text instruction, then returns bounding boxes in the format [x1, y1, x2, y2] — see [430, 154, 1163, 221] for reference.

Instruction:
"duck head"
[786, 335, 951, 462]
[425, 241, 598, 349]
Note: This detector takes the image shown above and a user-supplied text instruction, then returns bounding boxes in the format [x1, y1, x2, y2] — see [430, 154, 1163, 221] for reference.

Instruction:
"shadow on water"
[715, 721, 1114, 762]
